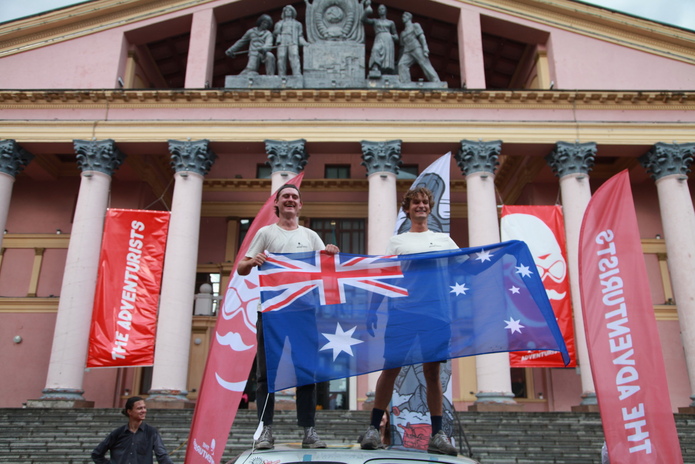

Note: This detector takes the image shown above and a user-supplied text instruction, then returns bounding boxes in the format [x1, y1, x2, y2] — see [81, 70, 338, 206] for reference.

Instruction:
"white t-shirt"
[386, 230, 458, 255]
[246, 223, 325, 257]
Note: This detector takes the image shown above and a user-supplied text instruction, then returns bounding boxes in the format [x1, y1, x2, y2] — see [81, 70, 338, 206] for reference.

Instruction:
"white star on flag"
[475, 250, 493, 262]
[320, 322, 364, 361]
[515, 263, 533, 277]
[505, 318, 524, 334]
[450, 282, 469, 295]
[509, 286, 520, 294]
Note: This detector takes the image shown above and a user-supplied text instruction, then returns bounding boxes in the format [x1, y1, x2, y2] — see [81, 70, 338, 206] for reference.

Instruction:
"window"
[311, 219, 365, 254]
[325, 164, 351, 179]
[398, 164, 418, 179]
[194, 272, 221, 315]
[257, 164, 271, 179]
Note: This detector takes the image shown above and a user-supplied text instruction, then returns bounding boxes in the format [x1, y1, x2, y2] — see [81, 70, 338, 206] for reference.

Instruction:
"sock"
[370, 408, 386, 429]
[431, 416, 443, 435]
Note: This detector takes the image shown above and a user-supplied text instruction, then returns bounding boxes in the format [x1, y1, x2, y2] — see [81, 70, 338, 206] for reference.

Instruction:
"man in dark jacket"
[92, 396, 174, 464]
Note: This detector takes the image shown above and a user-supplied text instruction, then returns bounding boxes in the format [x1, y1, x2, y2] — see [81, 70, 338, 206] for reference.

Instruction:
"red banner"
[185, 173, 304, 464]
[579, 170, 682, 463]
[501, 205, 576, 367]
[87, 209, 170, 368]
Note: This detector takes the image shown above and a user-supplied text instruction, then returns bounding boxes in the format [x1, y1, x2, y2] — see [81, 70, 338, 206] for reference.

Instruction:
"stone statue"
[305, 0, 365, 43]
[225, 14, 276, 75]
[274, 5, 308, 76]
[398, 12, 441, 83]
[361, 1, 398, 78]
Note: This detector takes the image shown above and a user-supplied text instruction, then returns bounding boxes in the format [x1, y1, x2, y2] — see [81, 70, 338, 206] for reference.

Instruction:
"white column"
[0, 140, 33, 250]
[266, 139, 308, 194]
[0, 173, 13, 249]
[361, 140, 401, 395]
[641, 142, 695, 408]
[149, 140, 216, 406]
[32, 139, 123, 407]
[547, 142, 597, 408]
[457, 140, 516, 407]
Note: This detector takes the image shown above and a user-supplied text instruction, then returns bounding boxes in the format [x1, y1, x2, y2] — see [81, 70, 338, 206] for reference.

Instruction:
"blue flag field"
[258, 240, 569, 392]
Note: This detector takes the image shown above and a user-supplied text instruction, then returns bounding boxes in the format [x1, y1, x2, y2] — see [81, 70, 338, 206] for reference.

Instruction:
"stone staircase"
[1, 408, 694, 464]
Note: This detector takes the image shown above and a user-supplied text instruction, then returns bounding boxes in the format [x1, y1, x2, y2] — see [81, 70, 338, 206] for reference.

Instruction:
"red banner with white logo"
[501, 205, 576, 367]
[87, 209, 170, 368]
[579, 170, 682, 463]
[185, 172, 304, 464]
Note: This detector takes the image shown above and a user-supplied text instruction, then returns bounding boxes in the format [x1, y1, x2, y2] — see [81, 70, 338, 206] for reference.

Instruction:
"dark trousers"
[256, 312, 317, 427]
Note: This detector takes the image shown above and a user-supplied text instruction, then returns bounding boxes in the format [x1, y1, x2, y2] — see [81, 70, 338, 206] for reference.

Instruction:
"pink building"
[1, 0, 694, 416]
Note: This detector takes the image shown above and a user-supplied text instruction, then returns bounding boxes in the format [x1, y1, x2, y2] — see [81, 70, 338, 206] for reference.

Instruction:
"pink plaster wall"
[549, 29, 695, 90]
[0, 31, 126, 89]
[2, 313, 55, 407]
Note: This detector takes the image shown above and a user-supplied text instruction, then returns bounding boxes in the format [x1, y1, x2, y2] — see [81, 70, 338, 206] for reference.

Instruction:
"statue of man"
[361, 1, 398, 78]
[274, 5, 308, 76]
[226, 14, 276, 76]
[398, 12, 441, 83]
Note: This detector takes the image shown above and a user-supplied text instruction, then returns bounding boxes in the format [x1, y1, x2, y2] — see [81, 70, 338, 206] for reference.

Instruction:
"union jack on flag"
[259, 242, 569, 393]
[259, 252, 408, 311]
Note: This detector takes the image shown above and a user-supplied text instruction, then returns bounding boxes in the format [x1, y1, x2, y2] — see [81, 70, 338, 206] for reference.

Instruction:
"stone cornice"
[3, 119, 693, 146]
[0, 89, 693, 110]
[0, 0, 693, 65]
[202, 178, 467, 192]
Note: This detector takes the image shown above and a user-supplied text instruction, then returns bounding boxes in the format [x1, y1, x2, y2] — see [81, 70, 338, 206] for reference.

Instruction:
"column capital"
[360, 140, 402, 176]
[455, 139, 501, 176]
[546, 141, 596, 178]
[0, 139, 34, 178]
[265, 139, 308, 174]
[74, 139, 125, 176]
[168, 139, 217, 176]
[639, 142, 695, 181]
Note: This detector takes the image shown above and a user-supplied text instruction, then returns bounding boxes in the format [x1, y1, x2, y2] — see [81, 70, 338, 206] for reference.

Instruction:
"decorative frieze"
[546, 141, 596, 178]
[168, 139, 216, 176]
[360, 140, 402, 176]
[640, 142, 695, 181]
[0, 139, 33, 177]
[455, 140, 502, 176]
[265, 139, 308, 174]
[74, 139, 124, 176]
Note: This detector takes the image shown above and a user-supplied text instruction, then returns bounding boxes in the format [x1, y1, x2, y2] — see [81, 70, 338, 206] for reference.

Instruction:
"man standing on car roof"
[359, 187, 458, 456]
[238, 183, 339, 450]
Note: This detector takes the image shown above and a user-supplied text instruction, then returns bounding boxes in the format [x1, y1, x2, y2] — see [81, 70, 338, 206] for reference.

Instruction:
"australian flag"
[258, 240, 569, 392]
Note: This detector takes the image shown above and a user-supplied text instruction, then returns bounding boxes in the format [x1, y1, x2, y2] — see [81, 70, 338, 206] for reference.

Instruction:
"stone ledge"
[467, 402, 525, 412]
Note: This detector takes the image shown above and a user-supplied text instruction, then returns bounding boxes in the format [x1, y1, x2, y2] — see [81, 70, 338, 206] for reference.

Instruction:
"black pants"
[256, 312, 317, 427]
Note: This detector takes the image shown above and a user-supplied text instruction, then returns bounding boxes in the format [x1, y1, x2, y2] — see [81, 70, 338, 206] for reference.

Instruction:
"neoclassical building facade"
[1, 0, 694, 414]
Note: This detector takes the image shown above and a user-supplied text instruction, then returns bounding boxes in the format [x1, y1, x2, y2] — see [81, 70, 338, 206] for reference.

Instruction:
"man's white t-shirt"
[386, 230, 458, 255]
[246, 223, 325, 257]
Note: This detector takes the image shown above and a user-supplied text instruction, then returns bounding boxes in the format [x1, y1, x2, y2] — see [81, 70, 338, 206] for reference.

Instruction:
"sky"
[0, 0, 693, 30]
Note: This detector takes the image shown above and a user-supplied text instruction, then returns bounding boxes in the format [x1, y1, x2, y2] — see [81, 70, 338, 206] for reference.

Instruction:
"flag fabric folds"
[259, 240, 569, 393]
[185, 173, 305, 464]
[501, 205, 577, 368]
[579, 170, 683, 463]
[87, 208, 170, 368]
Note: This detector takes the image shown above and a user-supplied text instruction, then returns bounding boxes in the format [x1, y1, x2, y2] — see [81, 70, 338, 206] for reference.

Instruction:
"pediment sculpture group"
[224, 0, 447, 89]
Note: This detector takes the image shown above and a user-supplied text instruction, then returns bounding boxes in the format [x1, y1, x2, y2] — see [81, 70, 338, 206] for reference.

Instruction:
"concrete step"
[1, 408, 693, 464]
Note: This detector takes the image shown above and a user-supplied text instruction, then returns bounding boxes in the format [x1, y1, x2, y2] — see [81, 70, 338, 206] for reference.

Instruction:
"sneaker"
[427, 430, 457, 456]
[359, 425, 383, 450]
[254, 425, 274, 450]
[302, 427, 327, 448]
